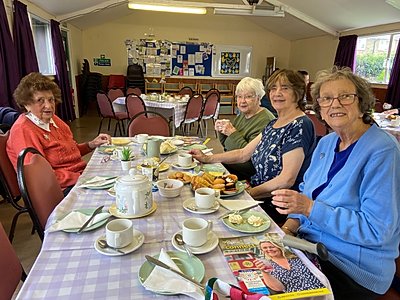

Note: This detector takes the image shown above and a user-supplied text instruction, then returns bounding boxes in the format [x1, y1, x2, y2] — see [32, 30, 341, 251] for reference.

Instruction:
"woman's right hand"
[254, 258, 273, 272]
[188, 149, 208, 163]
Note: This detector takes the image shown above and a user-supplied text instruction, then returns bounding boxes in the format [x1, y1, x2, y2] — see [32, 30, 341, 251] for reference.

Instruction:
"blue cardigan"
[290, 124, 400, 294]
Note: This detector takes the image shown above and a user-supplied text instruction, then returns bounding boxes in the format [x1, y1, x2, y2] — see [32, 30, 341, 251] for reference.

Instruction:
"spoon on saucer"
[98, 239, 125, 254]
[174, 234, 193, 258]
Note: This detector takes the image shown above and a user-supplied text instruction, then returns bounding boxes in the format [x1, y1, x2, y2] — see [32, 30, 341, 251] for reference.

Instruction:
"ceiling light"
[213, 7, 285, 17]
[128, 2, 207, 14]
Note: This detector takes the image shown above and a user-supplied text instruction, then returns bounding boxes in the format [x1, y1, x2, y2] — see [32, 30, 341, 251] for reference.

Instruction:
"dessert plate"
[94, 229, 144, 256]
[172, 230, 219, 255]
[183, 198, 220, 214]
[221, 211, 271, 233]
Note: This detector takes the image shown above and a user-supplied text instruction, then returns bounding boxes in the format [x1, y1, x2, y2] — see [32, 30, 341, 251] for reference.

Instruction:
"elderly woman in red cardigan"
[7, 72, 111, 195]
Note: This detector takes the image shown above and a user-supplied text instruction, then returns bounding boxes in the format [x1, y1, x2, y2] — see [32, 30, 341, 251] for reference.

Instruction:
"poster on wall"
[171, 42, 212, 77]
[212, 45, 252, 78]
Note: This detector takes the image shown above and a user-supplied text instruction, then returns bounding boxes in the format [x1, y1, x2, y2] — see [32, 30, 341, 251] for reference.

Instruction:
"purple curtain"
[334, 35, 358, 70]
[13, 0, 39, 77]
[0, 0, 19, 108]
[50, 19, 75, 121]
[386, 41, 400, 109]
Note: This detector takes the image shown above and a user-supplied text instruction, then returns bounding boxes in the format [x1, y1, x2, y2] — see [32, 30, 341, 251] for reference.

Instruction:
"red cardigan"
[7, 114, 91, 189]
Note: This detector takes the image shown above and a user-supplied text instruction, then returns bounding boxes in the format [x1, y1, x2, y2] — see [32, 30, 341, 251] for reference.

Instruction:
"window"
[355, 32, 400, 84]
[30, 14, 55, 75]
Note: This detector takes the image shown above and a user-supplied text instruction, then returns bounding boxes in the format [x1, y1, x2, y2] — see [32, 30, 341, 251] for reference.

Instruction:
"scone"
[247, 215, 264, 227]
[228, 214, 243, 224]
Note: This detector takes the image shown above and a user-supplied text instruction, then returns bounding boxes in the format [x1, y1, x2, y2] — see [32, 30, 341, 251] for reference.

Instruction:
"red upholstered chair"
[126, 87, 142, 96]
[179, 94, 204, 136]
[0, 222, 26, 300]
[200, 91, 220, 137]
[178, 86, 194, 97]
[107, 74, 125, 90]
[306, 112, 329, 139]
[0, 131, 28, 242]
[125, 93, 146, 119]
[96, 91, 129, 136]
[128, 111, 170, 137]
[375, 101, 384, 113]
[16, 147, 64, 240]
[107, 88, 124, 101]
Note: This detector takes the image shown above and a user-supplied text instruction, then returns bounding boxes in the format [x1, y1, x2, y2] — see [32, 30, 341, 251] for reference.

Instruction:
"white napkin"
[79, 176, 116, 188]
[218, 199, 262, 211]
[143, 248, 204, 299]
[47, 211, 111, 232]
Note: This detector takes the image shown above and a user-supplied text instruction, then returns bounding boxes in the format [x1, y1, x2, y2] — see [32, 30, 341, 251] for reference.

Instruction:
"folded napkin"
[47, 211, 111, 232]
[79, 176, 116, 188]
[143, 248, 204, 299]
[218, 199, 262, 211]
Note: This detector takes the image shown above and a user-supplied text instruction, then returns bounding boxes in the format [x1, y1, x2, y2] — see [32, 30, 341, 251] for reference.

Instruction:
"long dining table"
[16, 138, 331, 299]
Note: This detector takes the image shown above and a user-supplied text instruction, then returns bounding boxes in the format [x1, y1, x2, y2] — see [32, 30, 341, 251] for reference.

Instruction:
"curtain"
[0, 0, 19, 108]
[13, 0, 38, 77]
[334, 35, 358, 70]
[50, 19, 75, 121]
[386, 41, 400, 109]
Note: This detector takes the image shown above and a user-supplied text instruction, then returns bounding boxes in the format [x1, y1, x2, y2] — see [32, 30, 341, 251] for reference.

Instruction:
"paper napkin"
[79, 176, 116, 188]
[47, 211, 111, 232]
[218, 199, 262, 211]
[143, 248, 204, 299]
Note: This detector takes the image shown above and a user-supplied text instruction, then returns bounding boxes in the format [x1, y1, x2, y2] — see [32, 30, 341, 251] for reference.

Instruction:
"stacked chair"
[126, 64, 145, 94]
[79, 59, 102, 115]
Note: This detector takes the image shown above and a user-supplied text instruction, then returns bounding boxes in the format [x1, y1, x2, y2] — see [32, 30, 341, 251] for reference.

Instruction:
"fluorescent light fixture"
[128, 2, 207, 14]
[214, 7, 285, 17]
[386, 0, 400, 10]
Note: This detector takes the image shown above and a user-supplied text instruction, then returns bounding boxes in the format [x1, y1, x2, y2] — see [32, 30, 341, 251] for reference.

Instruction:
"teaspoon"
[174, 233, 193, 257]
[98, 239, 125, 254]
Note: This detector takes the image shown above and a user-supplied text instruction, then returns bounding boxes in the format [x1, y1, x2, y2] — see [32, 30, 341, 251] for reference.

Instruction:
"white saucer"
[171, 162, 197, 170]
[94, 229, 144, 256]
[183, 198, 220, 214]
[171, 230, 219, 255]
[108, 202, 157, 219]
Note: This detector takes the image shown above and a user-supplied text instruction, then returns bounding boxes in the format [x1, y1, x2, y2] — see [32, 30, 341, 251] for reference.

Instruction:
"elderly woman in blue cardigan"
[271, 67, 400, 299]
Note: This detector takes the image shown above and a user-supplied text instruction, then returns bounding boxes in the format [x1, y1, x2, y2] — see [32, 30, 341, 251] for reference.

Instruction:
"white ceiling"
[27, 0, 400, 40]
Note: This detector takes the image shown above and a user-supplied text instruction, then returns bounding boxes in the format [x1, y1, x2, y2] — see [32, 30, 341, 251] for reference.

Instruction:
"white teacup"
[177, 153, 193, 167]
[182, 217, 213, 247]
[106, 219, 133, 248]
[136, 134, 149, 144]
[195, 187, 219, 209]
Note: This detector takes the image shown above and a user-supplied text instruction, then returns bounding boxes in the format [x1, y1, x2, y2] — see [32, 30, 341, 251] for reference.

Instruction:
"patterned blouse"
[269, 257, 325, 292]
[250, 116, 315, 190]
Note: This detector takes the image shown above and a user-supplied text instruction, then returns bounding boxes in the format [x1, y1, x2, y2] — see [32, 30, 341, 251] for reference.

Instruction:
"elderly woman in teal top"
[191, 70, 316, 224]
[215, 77, 275, 180]
[273, 67, 400, 299]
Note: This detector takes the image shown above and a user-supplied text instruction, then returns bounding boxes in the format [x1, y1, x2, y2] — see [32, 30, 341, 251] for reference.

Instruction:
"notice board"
[171, 42, 213, 77]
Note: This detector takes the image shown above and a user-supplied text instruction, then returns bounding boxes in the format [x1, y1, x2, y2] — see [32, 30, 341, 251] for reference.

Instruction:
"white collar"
[25, 112, 58, 132]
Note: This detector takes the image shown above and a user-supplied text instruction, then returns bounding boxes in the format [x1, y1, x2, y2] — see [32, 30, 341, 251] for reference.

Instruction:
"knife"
[77, 205, 105, 234]
[145, 255, 205, 290]
[218, 203, 260, 219]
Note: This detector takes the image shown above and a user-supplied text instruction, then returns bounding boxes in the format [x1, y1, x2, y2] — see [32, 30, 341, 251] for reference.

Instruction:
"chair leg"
[8, 210, 28, 243]
[98, 118, 104, 135]
[212, 119, 217, 138]
[107, 118, 111, 131]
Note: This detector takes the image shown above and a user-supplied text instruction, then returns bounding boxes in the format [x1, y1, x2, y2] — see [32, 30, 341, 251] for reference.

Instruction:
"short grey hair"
[235, 77, 265, 99]
[311, 66, 375, 124]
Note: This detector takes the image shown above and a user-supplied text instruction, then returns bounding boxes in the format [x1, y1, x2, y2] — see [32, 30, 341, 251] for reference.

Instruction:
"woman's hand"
[87, 133, 111, 149]
[254, 258, 273, 273]
[215, 119, 236, 136]
[271, 189, 314, 217]
[188, 149, 209, 163]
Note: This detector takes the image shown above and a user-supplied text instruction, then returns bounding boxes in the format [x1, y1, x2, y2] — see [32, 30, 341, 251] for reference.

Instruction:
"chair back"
[17, 147, 64, 240]
[0, 222, 24, 300]
[0, 107, 20, 129]
[96, 92, 115, 118]
[183, 94, 203, 123]
[178, 86, 193, 97]
[202, 92, 220, 119]
[306, 112, 329, 137]
[128, 111, 170, 137]
[205, 88, 220, 100]
[375, 101, 384, 113]
[107, 74, 125, 90]
[126, 87, 142, 96]
[0, 131, 20, 201]
[125, 94, 146, 119]
[107, 88, 124, 101]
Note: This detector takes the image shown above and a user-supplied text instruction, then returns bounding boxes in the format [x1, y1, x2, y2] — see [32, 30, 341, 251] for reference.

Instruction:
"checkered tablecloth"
[16, 141, 328, 299]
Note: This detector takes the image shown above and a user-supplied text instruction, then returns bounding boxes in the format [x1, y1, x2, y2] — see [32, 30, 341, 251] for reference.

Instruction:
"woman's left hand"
[88, 133, 111, 149]
[271, 189, 313, 217]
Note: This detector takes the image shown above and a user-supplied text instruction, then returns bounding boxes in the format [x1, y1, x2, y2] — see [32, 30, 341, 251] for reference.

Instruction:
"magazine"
[218, 233, 331, 299]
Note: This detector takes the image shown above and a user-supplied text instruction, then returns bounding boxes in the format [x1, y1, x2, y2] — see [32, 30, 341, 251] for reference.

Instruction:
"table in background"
[16, 139, 330, 299]
[373, 113, 400, 142]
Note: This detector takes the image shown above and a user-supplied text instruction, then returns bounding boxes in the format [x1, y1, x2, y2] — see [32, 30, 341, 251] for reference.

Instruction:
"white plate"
[171, 139, 184, 146]
[183, 198, 220, 214]
[172, 230, 219, 255]
[94, 229, 144, 256]
[108, 202, 157, 219]
[171, 162, 197, 170]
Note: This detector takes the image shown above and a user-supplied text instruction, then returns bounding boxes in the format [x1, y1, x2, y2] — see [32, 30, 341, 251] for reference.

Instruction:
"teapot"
[115, 175, 153, 216]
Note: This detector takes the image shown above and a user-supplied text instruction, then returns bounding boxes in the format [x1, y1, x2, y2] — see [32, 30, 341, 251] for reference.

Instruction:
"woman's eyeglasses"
[317, 93, 358, 107]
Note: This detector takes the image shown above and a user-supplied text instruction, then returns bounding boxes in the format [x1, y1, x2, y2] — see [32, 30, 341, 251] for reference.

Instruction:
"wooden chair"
[0, 222, 26, 300]
[200, 91, 220, 137]
[16, 147, 64, 240]
[107, 88, 124, 101]
[96, 91, 129, 136]
[179, 94, 204, 137]
[125, 93, 146, 119]
[0, 131, 28, 242]
[178, 86, 194, 97]
[128, 111, 170, 137]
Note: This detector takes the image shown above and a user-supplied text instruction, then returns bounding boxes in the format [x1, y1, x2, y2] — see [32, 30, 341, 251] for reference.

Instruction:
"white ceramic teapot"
[115, 175, 153, 216]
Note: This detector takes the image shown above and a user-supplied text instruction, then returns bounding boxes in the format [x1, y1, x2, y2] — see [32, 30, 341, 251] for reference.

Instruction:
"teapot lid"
[118, 174, 148, 184]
